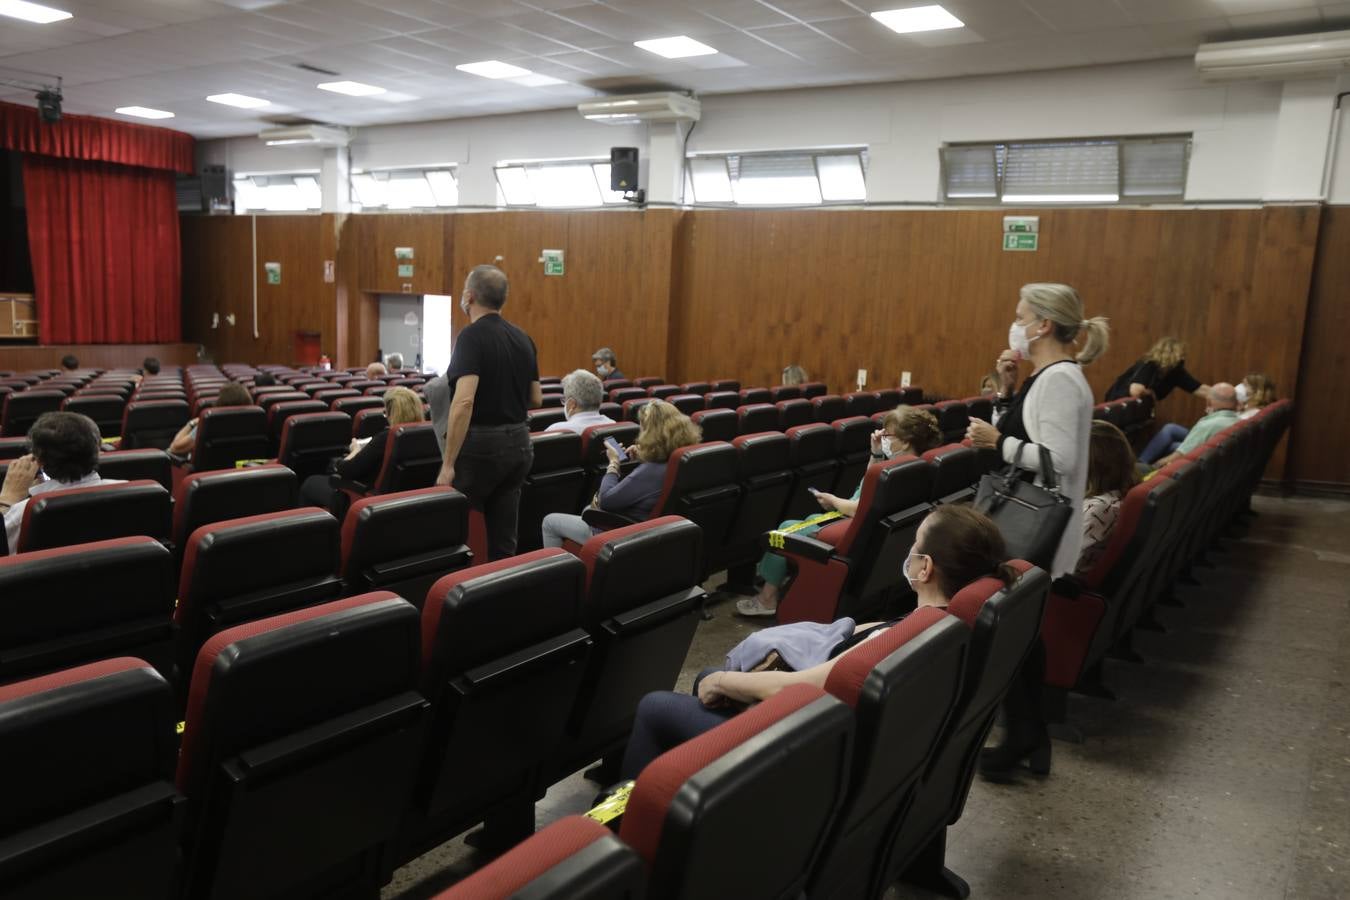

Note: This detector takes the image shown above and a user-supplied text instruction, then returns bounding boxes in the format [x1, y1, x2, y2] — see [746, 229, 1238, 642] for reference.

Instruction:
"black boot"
[980, 639, 1051, 780]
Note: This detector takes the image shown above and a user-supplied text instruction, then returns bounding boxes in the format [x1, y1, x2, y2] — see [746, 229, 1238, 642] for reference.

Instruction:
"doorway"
[377, 294, 454, 375]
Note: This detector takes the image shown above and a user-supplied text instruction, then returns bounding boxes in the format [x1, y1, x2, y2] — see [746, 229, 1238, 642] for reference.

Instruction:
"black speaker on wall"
[610, 147, 639, 192]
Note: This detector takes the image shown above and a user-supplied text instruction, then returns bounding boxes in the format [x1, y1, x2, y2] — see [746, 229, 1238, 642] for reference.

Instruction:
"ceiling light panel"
[456, 60, 532, 79]
[0, 0, 71, 24]
[634, 36, 719, 59]
[115, 106, 174, 119]
[317, 80, 386, 96]
[871, 5, 965, 35]
[206, 92, 271, 109]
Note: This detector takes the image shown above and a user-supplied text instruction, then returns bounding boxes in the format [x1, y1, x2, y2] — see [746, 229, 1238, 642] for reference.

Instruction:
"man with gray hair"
[592, 347, 625, 382]
[546, 369, 615, 435]
[385, 352, 404, 372]
[1149, 382, 1239, 470]
[429, 264, 541, 559]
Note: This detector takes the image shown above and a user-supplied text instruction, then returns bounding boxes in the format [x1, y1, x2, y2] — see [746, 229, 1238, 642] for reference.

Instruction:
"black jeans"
[453, 423, 533, 561]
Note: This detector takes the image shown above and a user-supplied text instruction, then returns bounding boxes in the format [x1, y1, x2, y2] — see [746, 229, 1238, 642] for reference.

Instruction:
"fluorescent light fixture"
[317, 80, 386, 96]
[456, 60, 531, 79]
[871, 5, 964, 34]
[634, 36, 718, 59]
[1002, 194, 1119, 203]
[512, 73, 567, 87]
[265, 138, 318, 146]
[0, 0, 71, 24]
[947, 192, 997, 198]
[207, 92, 270, 109]
[115, 106, 174, 120]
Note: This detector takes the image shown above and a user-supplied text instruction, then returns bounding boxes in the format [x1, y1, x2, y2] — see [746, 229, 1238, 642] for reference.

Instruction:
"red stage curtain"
[23, 155, 182, 343]
[0, 100, 193, 174]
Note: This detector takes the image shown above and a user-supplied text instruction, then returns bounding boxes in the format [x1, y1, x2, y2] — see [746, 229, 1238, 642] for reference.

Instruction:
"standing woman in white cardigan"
[966, 282, 1110, 779]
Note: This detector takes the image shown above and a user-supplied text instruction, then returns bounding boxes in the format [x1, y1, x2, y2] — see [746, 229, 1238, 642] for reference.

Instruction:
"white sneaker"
[735, 596, 777, 618]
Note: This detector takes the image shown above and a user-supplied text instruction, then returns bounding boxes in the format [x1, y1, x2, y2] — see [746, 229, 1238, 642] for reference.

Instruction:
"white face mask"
[563, 400, 575, 421]
[595, 363, 610, 377]
[1008, 319, 1039, 357]
[1235, 383, 1250, 405]
[903, 546, 927, 588]
[459, 294, 471, 316]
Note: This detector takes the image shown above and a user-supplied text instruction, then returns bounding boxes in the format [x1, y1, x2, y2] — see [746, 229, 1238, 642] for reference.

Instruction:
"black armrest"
[330, 476, 370, 495]
[1051, 574, 1085, 598]
[760, 530, 836, 563]
[581, 507, 639, 530]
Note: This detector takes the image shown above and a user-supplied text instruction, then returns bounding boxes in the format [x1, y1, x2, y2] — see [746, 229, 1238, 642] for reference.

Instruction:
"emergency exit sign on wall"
[1003, 233, 1039, 251]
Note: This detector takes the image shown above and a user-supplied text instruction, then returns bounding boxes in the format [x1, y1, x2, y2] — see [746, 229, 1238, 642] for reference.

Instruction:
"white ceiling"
[2, 0, 1348, 138]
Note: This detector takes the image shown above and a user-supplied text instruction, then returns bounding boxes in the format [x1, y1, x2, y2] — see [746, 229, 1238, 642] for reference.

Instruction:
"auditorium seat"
[39, 382, 77, 396]
[844, 390, 880, 418]
[934, 400, 970, 444]
[712, 378, 741, 392]
[550, 517, 705, 782]
[345, 379, 385, 393]
[255, 390, 309, 412]
[432, 815, 645, 900]
[922, 444, 981, 505]
[875, 388, 902, 410]
[832, 416, 876, 495]
[736, 402, 778, 435]
[623, 397, 654, 422]
[2, 389, 64, 436]
[275, 411, 352, 480]
[249, 385, 293, 400]
[340, 487, 472, 602]
[690, 408, 737, 443]
[812, 394, 847, 424]
[340, 421, 441, 496]
[267, 398, 327, 445]
[609, 387, 646, 405]
[880, 562, 1048, 898]
[0, 658, 181, 900]
[770, 384, 801, 402]
[799, 381, 828, 399]
[397, 550, 593, 861]
[784, 423, 841, 519]
[713, 431, 795, 581]
[633, 376, 663, 389]
[176, 593, 426, 900]
[900, 386, 924, 405]
[578, 422, 640, 509]
[536, 393, 563, 408]
[97, 448, 172, 490]
[619, 683, 852, 900]
[62, 394, 125, 438]
[517, 431, 586, 552]
[16, 480, 171, 553]
[583, 442, 740, 581]
[739, 386, 771, 405]
[962, 396, 994, 423]
[679, 381, 711, 396]
[602, 378, 633, 391]
[0, 435, 28, 459]
[314, 387, 360, 405]
[772, 456, 933, 625]
[702, 390, 740, 412]
[776, 397, 814, 431]
[647, 383, 681, 399]
[0, 537, 176, 683]
[354, 407, 388, 439]
[528, 407, 567, 431]
[667, 393, 704, 415]
[173, 508, 343, 685]
[186, 405, 270, 472]
[810, 607, 970, 899]
[172, 464, 299, 550]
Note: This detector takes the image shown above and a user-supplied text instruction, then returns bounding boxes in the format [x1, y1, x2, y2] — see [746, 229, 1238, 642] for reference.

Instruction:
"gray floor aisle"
[384, 494, 1350, 900]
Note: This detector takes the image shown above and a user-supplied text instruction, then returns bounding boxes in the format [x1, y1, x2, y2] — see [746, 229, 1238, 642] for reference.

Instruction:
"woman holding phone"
[540, 399, 701, 548]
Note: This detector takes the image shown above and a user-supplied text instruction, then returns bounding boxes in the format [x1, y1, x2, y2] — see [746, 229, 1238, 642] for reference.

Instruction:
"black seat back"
[121, 399, 190, 450]
[517, 431, 586, 552]
[340, 487, 472, 602]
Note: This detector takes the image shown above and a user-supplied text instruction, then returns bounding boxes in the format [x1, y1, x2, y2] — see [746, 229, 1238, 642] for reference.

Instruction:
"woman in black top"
[618, 506, 1018, 779]
[1106, 336, 1211, 402]
[298, 387, 424, 512]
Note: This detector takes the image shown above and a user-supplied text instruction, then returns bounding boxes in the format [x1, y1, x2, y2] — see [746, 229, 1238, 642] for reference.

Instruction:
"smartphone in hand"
[603, 436, 628, 461]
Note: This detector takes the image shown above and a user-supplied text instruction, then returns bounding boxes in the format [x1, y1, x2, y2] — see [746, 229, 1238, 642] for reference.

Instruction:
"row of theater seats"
[1039, 397, 1292, 726]
[436, 561, 1052, 900]
[0, 366, 191, 437]
[1, 516, 714, 900]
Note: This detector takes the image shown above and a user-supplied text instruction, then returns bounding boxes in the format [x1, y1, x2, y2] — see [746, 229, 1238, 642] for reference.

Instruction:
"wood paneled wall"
[1289, 205, 1350, 490]
[182, 204, 1340, 486]
[181, 214, 338, 366]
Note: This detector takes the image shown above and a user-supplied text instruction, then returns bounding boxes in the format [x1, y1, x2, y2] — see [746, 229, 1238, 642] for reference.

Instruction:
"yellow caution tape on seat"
[767, 511, 843, 549]
[176, 720, 185, 735]
[585, 781, 635, 825]
[234, 459, 271, 468]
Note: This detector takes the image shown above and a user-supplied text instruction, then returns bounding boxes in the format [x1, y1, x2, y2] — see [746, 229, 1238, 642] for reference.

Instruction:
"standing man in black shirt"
[430, 264, 541, 560]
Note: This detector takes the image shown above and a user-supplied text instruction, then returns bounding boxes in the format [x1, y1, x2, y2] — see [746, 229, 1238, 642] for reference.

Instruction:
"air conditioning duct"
[1195, 29, 1350, 81]
[258, 124, 351, 147]
[578, 92, 700, 124]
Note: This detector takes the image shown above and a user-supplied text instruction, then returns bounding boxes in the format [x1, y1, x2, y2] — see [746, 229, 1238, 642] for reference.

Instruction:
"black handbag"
[974, 441, 1073, 571]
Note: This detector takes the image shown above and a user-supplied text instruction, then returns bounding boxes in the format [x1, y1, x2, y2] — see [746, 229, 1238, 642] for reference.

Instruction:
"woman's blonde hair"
[1242, 372, 1276, 409]
[1020, 283, 1110, 365]
[782, 364, 808, 386]
[635, 399, 701, 463]
[1143, 336, 1187, 372]
[383, 386, 424, 427]
[880, 405, 942, 455]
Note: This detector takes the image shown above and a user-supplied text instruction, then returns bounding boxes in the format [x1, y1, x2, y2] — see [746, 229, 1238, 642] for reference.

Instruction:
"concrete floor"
[383, 493, 1350, 900]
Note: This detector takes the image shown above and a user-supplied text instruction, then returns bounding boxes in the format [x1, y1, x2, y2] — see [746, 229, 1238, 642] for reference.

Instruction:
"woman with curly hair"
[541, 399, 701, 547]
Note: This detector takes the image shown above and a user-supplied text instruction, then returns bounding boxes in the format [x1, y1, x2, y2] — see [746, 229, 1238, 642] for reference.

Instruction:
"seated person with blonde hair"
[366, 361, 387, 380]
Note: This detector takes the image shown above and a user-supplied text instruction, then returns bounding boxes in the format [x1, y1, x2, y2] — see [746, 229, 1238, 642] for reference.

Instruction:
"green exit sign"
[1003, 232, 1039, 251]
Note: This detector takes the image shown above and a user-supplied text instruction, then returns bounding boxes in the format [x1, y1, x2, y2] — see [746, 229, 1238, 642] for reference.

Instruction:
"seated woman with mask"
[620, 505, 1017, 778]
[735, 404, 942, 618]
